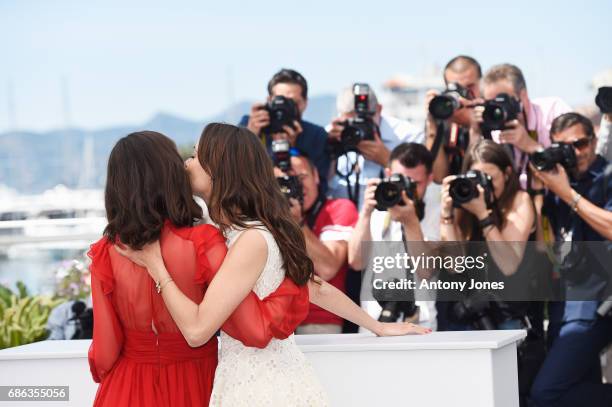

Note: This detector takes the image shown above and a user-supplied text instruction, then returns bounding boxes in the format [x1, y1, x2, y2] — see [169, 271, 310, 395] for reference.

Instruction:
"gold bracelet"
[155, 277, 174, 294]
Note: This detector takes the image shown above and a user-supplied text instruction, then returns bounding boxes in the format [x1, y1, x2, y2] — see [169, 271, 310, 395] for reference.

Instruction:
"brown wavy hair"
[104, 131, 202, 249]
[197, 123, 314, 286]
[457, 139, 521, 240]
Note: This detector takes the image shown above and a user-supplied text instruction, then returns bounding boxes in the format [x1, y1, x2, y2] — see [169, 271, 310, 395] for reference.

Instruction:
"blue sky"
[1, 0, 611, 132]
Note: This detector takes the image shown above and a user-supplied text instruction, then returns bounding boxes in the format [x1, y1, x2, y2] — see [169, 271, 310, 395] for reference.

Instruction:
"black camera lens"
[482, 93, 521, 131]
[449, 178, 476, 205]
[375, 182, 402, 209]
[374, 174, 418, 211]
[429, 95, 459, 120]
[449, 170, 493, 207]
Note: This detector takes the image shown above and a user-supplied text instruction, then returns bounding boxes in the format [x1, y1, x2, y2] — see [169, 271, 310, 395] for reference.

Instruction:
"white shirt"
[328, 115, 423, 210]
[359, 182, 442, 331]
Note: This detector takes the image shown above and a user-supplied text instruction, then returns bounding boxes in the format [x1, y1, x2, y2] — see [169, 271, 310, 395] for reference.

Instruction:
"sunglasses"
[569, 137, 593, 150]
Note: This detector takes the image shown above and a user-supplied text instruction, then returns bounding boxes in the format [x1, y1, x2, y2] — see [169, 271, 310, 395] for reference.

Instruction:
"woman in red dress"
[88, 131, 308, 406]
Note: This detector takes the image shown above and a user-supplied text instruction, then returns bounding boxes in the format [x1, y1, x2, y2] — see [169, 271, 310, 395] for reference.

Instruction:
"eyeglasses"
[570, 137, 593, 150]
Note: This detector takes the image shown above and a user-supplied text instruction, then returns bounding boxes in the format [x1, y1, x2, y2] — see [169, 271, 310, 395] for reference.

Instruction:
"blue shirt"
[544, 155, 612, 321]
[239, 115, 330, 194]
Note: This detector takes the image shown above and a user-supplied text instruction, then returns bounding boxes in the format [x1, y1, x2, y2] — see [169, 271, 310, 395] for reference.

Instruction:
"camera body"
[340, 116, 376, 151]
[596, 86, 612, 114]
[264, 95, 299, 134]
[378, 299, 419, 323]
[428, 82, 471, 120]
[482, 93, 521, 131]
[276, 175, 303, 205]
[339, 83, 376, 151]
[529, 142, 577, 172]
[271, 139, 291, 172]
[449, 170, 494, 207]
[374, 174, 424, 220]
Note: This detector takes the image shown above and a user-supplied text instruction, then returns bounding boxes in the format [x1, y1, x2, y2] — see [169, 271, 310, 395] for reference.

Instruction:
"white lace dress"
[209, 224, 329, 407]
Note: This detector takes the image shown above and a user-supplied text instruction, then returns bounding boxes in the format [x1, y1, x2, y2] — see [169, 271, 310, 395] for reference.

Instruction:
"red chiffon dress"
[88, 222, 309, 407]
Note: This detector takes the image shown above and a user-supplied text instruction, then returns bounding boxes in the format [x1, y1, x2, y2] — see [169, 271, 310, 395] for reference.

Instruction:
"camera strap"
[429, 120, 446, 160]
[306, 194, 327, 230]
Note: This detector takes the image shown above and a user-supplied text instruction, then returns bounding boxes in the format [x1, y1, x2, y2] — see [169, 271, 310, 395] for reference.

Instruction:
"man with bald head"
[425, 55, 485, 182]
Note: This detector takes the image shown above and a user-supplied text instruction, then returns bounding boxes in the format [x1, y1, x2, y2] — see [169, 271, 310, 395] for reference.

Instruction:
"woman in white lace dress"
[118, 123, 430, 406]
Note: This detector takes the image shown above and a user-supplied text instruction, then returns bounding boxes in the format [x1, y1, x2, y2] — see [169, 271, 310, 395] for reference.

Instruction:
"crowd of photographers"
[241, 62, 612, 406]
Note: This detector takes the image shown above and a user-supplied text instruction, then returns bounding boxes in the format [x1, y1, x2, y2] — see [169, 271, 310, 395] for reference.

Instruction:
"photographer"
[530, 113, 612, 407]
[348, 142, 441, 329]
[440, 139, 537, 330]
[240, 68, 331, 193]
[425, 55, 484, 183]
[327, 83, 422, 209]
[478, 64, 571, 179]
[277, 153, 358, 334]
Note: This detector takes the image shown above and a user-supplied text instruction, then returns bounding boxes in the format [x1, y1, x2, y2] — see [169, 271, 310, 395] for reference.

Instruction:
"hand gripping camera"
[529, 143, 577, 172]
[264, 95, 299, 134]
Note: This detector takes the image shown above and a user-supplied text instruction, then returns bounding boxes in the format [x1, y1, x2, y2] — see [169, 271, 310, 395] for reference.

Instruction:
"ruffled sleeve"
[172, 223, 309, 348]
[87, 237, 124, 382]
[87, 237, 115, 295]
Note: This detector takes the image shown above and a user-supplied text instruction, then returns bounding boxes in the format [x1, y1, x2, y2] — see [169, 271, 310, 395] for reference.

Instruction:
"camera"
[276, 175, 303, 205]
[340, 117, 376, 151]
[452, 292, 516, 331]
[338, 83, 376, 152]
[374, 174, 424, 220]
[264, 95, 299, 134]
[378, 299, 419, 323]
[595, 86, 612, 114]
[271, 139, 291, 172]
[529, 143, 576, 172]
[482, 93, 521, 131]
[449, 170, 494, 207]
[428, 82, 471, 120]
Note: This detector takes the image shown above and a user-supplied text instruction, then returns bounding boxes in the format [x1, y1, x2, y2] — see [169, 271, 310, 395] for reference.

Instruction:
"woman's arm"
[117, 229, 268, 347]
[467, 189, 534, 276]
[89, 272, 123, 382]
[307, 277, 431, 336]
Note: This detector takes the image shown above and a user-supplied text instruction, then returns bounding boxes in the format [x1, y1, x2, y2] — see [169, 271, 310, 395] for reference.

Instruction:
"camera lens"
[449, 178, 476, 205]
[529, 151, 549, 171]
[483, 105, 504, 126]
[429, 95, 457, 120]
[375, 182, 401, 209]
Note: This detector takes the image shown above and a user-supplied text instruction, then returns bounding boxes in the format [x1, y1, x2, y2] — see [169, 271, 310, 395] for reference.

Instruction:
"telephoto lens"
[374, 174, 417, 211]
[428, 82, 470, 120]
[529, 143, 577, 172]
[265, 95, 299, 134]
[449, 170, 494, 207]
[482, 93, 521, 130]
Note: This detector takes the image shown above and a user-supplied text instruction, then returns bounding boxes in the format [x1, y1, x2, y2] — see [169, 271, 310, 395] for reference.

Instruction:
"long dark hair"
[104, 131, 202, 248]
[197, 123, 314, 286]
[457, 139, 521, 239]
